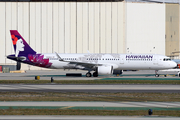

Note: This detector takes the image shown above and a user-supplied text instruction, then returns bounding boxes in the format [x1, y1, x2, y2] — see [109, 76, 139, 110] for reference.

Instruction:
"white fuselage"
[41, 53, 177, 71]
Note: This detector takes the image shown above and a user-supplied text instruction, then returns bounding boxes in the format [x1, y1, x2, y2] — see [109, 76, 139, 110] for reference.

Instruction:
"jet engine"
[98, 65, 113, 75]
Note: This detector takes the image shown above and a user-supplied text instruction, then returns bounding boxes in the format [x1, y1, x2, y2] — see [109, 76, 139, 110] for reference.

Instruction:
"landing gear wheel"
[155, 74, 159, 77]
[155, 70, 159, 77]
[86, 72, 91, 77]
[93, 72, 98, 77]
[178, 72, 180, 77]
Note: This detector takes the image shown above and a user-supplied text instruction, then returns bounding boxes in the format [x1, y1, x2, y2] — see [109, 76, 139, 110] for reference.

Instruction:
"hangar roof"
[126, 0, 179, 3]
[0, 0, 179, 3]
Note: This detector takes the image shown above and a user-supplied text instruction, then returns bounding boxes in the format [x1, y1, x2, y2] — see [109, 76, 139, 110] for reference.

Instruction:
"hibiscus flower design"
[28, 54, 52, 68]
[11, 35, 18, 45]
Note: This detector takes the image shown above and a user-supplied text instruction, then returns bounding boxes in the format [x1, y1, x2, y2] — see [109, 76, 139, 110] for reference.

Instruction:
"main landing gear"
[86, 72, 91, 77]
[93, 72, 98, 77]
[86, 72, 98, 77]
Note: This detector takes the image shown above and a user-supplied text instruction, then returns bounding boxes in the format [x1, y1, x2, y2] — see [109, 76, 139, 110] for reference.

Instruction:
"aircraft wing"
[55, 52, 102, 69]
[63, 60, 103, 70]
[70, 61, 102, 68]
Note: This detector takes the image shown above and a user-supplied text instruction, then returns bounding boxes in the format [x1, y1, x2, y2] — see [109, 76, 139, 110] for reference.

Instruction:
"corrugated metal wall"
[0, 2, 125, 64]
[126, 3, 165, 55]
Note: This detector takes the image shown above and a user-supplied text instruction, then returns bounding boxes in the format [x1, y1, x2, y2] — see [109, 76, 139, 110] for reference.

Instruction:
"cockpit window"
[163, 58, 171, 61]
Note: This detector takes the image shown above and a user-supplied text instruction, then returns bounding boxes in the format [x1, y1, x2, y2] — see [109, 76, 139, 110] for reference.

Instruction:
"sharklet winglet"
[87, 50, 90, 54]
[55, 52, 63, 61]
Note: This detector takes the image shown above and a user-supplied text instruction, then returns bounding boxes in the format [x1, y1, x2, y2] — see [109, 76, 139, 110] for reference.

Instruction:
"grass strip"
[1, 109, 180, 116]
[101, 78, 180, 80]
[0, 92, 180, 102]
[0, 80, 180, 84]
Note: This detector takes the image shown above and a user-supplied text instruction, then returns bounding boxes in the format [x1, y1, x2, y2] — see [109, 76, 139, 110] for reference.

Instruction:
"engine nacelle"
[98, 65, 113, 75]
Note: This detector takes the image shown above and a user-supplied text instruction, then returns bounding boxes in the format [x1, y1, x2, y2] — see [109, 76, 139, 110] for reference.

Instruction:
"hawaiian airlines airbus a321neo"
[7, 30, 177, 77]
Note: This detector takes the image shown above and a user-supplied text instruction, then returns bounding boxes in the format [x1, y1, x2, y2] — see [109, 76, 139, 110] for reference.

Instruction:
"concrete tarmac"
[0, 70, 179, 80]
[0, 115, 180, 120]
[0, 101, 180, 108]
[0, 84, 179, 93]
[0, 70, 95, 80]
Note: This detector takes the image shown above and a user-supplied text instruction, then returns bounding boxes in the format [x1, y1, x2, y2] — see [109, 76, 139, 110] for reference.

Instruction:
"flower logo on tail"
[28, 54, 52, 68]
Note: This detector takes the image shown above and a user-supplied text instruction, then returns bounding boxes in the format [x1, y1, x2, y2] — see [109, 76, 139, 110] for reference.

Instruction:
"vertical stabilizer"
[10, 30, 36, 57]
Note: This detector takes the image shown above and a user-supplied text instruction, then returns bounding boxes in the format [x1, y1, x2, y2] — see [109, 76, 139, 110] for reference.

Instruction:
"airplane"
[7, 30, 177, 77]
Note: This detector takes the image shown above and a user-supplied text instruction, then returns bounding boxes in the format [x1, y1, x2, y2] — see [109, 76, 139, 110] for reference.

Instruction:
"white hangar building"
[0, 0, 179, 70]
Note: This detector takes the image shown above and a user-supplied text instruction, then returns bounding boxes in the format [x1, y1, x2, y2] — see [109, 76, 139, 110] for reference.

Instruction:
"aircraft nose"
[171, 61, 178, 68]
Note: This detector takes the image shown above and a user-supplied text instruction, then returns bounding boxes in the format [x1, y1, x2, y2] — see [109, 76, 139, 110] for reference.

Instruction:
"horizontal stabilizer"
[7, 55, 26, 61]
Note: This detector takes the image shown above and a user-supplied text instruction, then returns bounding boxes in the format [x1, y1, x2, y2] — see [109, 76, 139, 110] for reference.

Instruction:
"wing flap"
[54, 52, 102, 69]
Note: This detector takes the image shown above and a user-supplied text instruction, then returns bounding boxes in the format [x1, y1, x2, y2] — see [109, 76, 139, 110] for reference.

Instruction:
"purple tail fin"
[10, 30, 36, 57]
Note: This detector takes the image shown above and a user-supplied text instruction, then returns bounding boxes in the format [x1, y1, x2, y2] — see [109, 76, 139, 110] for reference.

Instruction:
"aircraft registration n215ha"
[7, 30, 177, 77]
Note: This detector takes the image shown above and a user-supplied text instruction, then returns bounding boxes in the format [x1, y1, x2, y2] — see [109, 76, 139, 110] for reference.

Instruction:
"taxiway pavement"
[0, 115, 180, 120]
[0, 84, 180, 93]
[0, 101, 179, 108]
[0, 70, 179, 80]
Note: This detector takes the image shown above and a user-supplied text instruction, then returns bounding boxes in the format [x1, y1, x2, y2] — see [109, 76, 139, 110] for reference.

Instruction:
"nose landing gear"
[155, 70, 159, 77]
[178, 72, 180, 77]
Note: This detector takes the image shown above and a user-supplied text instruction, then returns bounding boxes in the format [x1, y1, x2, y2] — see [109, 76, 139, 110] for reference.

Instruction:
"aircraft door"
[120, 57, 124, 64]
[153, 56, 158, 65]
